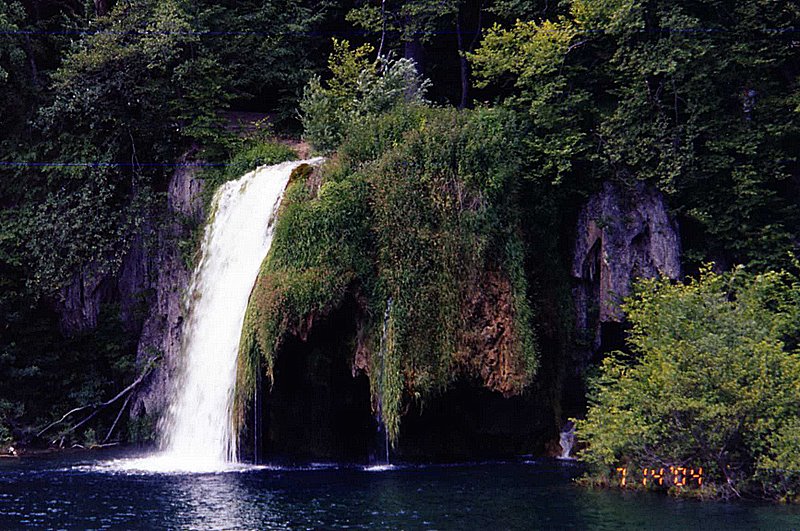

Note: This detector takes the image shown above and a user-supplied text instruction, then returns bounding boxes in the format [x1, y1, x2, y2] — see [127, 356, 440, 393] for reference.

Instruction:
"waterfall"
[120, 158, 321, 473]
[557, 421, 576, 460]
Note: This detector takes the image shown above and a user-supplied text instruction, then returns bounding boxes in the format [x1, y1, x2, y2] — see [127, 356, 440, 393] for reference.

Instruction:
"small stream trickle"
[370, 298, 393, 469]
[558, 421, 576, 461]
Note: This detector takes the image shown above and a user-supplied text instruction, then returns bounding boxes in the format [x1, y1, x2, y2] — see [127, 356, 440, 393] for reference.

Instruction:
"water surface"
[1, 452, 799, 529]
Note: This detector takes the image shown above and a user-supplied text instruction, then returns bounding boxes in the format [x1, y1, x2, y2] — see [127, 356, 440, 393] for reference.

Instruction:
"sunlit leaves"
[570, 0, 640, 32]
[300, 40, 430, 153]
[0, 2, 26, 84]
[577, 267, 800, 499]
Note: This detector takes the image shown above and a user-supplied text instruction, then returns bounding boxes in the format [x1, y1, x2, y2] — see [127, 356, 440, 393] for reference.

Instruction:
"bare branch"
[103, 393, 133, 444]
[37, 358, 156, 439]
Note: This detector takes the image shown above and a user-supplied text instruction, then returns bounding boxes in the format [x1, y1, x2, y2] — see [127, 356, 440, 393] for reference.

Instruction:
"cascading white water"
[557, 421, 576, 460]
[111, 158, 321, 474]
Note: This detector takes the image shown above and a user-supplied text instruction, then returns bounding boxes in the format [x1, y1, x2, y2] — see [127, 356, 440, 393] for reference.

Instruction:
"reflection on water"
[1, 453, 799, 530]
[364, 464, 396, 472]
[174, 473, 265, 530]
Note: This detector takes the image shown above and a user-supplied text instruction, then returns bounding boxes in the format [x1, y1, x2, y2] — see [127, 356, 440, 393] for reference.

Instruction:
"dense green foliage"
[189, 0, 333, 126]
[0, 0, 799, 499]
[299, 40, 430, 153]
[471, 0, 800, 269]
[240, 48, 538, 441]
[577, 267, 800, 501]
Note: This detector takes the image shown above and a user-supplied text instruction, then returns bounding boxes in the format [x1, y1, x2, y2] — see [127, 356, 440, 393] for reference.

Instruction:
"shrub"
[576, 266, 800, 501]
[299, 39, 430, 153]
[226, 142, 298, 180]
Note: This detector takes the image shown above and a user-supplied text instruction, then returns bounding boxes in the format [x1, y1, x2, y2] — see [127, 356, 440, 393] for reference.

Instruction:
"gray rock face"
[130, 164, 204, 420]
[55, 263, 114, 335]
[52, 160, 204, 422]
[572, 181, 681, 357]
[56, 242, 158, 344]
[55, 228, 156, 337]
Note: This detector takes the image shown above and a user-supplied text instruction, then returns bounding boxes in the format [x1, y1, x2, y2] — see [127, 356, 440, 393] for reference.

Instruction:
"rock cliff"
[50, 159, 204, 424]
[129, 164, 204, 420]
[572, 181, 681, 360]
[54, 233, 153, 337]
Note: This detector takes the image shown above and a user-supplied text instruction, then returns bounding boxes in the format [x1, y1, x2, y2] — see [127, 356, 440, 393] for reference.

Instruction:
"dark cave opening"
[238, 296, 564, 463]
[253, 299, 376, 464]
[396, 380, 554, 462]
[597, 321, 627, 358]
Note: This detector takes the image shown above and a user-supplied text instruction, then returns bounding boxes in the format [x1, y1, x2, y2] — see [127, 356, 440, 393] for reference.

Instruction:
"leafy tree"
[19, 0, 229, 294]
[470, 0, 800, 269]
[187, 0, 334, 125]
[299, 39, 430, 153]
[348, 0, 500, 107]
[347, 0, 458, 57]
[470, 17, 588, 184]
[0, 2, 28, 145]
[577, 266, 800, 501]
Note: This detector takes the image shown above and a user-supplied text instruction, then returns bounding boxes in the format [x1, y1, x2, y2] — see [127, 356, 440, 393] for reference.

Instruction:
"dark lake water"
[2, 451, 800, 530]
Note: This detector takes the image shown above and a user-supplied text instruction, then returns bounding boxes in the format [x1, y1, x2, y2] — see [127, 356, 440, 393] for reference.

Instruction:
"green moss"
[235, 170, 372, 428]
[236, 105, 540, 444]
[506, 235, 539, 377]
[287, 163, 315, 186]
[227, 142, 298, 180]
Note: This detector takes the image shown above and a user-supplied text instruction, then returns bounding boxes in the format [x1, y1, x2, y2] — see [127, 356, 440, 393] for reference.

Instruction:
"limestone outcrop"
[52, 159, 204, 422]
[129, 163, 204, 419]
[572, 181, 681, 358]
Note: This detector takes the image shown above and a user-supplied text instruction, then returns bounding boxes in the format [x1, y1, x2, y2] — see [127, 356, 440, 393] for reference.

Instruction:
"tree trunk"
[403, 13, 425, 76]
[23, 35, 39, 89]
[456, 13, 469, 109]
[377, 0, 387, 58]
[404, 39, 424, 74]
[94, 0, 110, 17]
[457, 1, 484, 109]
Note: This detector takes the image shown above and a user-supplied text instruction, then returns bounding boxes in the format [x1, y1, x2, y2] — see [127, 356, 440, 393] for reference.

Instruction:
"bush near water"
[577, 267, 800, 501]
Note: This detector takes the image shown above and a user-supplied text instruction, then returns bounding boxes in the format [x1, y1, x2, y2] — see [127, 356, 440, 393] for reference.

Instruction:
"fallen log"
[37, 358, 157, 440]
[103, 393, 132, 444]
